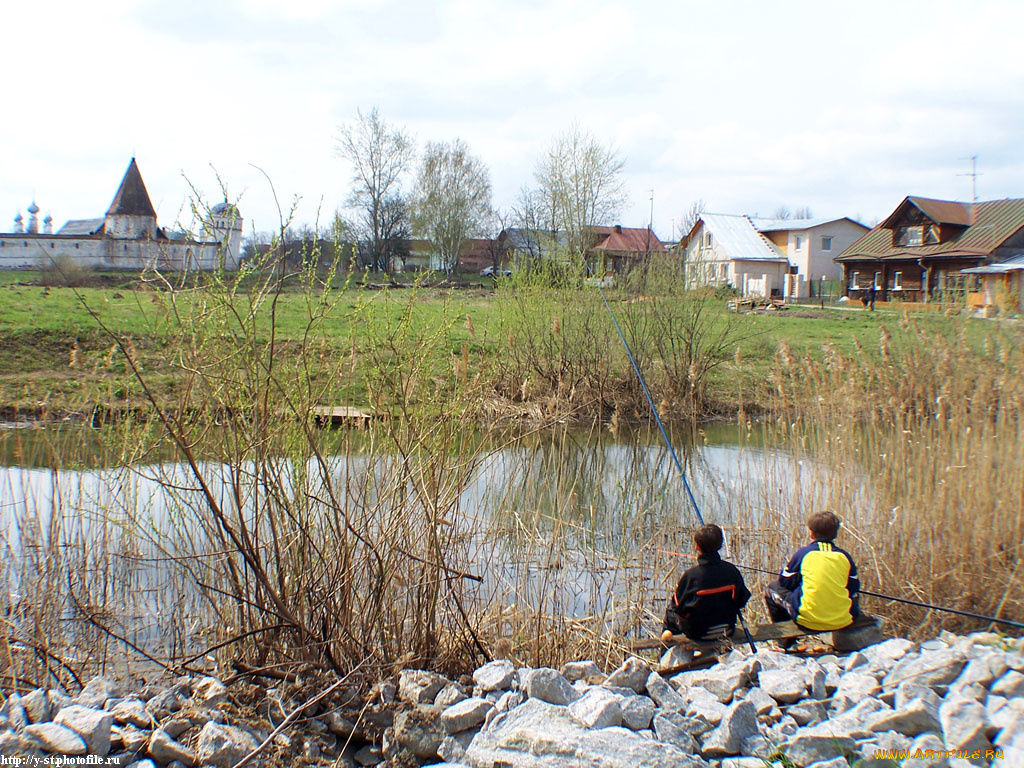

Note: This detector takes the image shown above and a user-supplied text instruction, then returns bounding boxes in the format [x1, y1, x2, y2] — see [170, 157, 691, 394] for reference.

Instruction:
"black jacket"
[663, 551, 752, 640]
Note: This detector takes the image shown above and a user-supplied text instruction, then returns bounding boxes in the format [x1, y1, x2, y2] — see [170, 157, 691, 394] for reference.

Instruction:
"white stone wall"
[104, 214, 157, 240]
[0, 235, 230, 272]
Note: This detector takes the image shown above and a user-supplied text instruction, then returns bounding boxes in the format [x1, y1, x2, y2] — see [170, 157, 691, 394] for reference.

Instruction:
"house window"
[874, 271, 882, 289]
[821, 236, 833, 251]
[705, 232, 713, 248]
[795, 236, 803, 249]
[900, 226, 924, 246]
[893, 271, 903, 290]
[850, 270, 859, 289]
[719, 263, 727, 280]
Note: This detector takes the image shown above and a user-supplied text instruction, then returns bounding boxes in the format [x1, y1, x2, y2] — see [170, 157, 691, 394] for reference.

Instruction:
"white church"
[1, 159, 243, 271]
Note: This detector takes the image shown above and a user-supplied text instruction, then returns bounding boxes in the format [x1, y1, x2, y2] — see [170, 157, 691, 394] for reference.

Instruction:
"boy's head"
[807, 511, 841, 541]
[693, 524, 724, 555]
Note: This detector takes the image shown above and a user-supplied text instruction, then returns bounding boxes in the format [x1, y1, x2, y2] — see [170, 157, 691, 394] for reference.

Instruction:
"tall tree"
[680, 199, 707, 238]
[411, 139, 492, 274]
[534, 126, 628, 259]
[336, 108, 414, 272]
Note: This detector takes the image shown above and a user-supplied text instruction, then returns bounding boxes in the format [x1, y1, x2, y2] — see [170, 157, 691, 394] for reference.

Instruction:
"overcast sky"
[3, 0, 1022, 241]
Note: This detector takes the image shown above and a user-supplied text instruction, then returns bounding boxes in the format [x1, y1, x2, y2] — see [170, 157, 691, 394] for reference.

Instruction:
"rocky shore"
[1, 630, 1022, 767]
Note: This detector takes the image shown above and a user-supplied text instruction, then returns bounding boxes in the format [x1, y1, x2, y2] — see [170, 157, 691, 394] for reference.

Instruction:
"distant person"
[868, 284, 877, 311]
[766, 511, 860, 631]
[662, 524, 751, 643]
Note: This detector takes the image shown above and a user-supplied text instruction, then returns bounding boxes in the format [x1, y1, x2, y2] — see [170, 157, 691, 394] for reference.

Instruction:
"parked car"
[481, 266, 512, 277]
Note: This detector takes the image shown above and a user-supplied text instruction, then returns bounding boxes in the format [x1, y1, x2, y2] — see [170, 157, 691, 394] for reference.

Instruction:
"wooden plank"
[311, 406, 374, 426]
[630, 614, 878, 652]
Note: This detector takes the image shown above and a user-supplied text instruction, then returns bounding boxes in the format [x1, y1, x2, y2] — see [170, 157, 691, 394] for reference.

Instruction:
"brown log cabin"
[835, 196, 1024, 303]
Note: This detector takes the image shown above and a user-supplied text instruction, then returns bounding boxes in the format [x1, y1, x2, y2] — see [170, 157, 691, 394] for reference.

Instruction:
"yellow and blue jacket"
[779, 540, 860, 631]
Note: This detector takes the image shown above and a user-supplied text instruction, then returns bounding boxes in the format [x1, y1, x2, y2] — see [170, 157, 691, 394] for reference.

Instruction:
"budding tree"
[411, 139, 492, 273]
[336, 108, 414, 272]
[533, 126, 628, 259]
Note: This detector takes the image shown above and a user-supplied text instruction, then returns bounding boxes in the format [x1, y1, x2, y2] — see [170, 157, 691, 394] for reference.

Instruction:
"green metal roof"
[837, 197, 1024, 262]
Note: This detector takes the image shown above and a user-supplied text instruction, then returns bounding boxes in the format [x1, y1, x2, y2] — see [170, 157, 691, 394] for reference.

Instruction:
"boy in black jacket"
[662, 524, 751, 642]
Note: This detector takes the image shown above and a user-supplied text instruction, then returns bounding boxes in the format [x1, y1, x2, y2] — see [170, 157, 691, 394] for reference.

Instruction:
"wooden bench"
[630, 614, 881, 653]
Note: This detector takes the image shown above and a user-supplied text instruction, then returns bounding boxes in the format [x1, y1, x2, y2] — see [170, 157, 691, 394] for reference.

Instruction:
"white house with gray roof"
[681, 214, 868, 298]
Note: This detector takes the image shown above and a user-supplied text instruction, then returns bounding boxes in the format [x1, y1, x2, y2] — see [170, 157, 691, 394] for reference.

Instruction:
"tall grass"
[756, 312, 1024, 636]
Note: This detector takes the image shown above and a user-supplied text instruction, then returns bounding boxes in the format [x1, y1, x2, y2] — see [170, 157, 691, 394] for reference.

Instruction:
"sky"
[3, 0, 1023, 242]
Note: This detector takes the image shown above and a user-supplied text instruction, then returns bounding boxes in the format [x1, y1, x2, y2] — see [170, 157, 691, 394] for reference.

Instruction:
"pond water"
[0, 421, 859, 660]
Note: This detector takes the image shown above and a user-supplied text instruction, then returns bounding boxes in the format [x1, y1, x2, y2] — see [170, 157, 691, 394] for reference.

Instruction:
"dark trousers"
[765, 580, 797, 623]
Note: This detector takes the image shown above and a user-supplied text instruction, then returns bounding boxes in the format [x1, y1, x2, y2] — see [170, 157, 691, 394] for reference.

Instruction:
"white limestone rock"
[788, 700, 826, 726]
[473, 660, 516, 693]
[20, 689, 54, 724]
[939, 698, 993, 757]
[869, 695, 941, 736]
[883, 648, 966, 692]
[568, 688, 622, 730]
[780, 731, 857, 766]
[992, 670, 1024, 698]
[618, 694, 655, 730]
[22, 722, 87, 755]
[399, 669, 450, 705]
[195, 721, 260, 767]
[863, 637, 915, 668]
[466, 699, 710, 768]
[645, 672, 686, 711]
[148, 728, 197, 766]
[684, 686, 728, 726]
[736, 686, 775, 717]
[902, 732, 949, 768]
[521, 668, 579, 705]
[602, 658, 648, 694]
[110, 698, 153, 729]
[757, 668, 809, 704]
[54, 705, 113, 756]
[192, 677, 228, 706]
[441, 697, 492, 733]
[700, 700, 758, 758]
[435, 684, 469, 709]
[561, 660, 601, 683]
[832, 671, 882, 711]
[75, 677, 121, 710]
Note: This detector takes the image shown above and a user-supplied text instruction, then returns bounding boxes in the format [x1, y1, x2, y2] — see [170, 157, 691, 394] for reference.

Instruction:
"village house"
[680, 214, 867, 298]
[835, 196, 1024, 308]
[401, 237, 499, 273]
[497, 224, 663, 274]
[1, 159, 243, 272]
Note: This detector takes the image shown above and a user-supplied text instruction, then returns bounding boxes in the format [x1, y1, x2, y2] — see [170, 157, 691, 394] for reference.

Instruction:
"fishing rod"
[586, 265, 758, 653]
[657, 548, 1024, 631]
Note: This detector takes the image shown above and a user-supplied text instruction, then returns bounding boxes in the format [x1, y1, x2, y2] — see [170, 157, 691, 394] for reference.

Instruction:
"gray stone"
[809, 697, 889, 740]
[23, 722, 87, 755]
[883, 648, 966, 692]
[644, 672, 686, 711]
[54, 704, 113, 756]
[869, 696, 941, 736]
[808, 666, 827, 700]
[843, 651, 869, 672]
[353, 744, 381, 766]
[864, 638, 916, 668]
[940, 698, 992, 759]
[148, 728, 196, 766]
[437, 733, 468, 762]
[602, 658, 648, 694]
[120, 727, 148, 753]
[990, 696, 1024, 733]
[684, 686, 727, 725]
[830, 618, 884, 651]
[195, 721, 260, 767]
[393, 706, 446, 760]
[494, 689, 524, 714]
[75, 677, 121, 710]
[659, 645, 694, 669]
[399, 669, 450, 705]
[146, 688, 187, 720]
[20, 689, 53, 724]
[473, 660, 516, 693]
[700, 700, 758, 758]
[109, 698, 152, 729]
[568, 688, 622, 730]
[758, 668, 809, 703]
[651, 710, 700, 752]
[833, 671, 881, 711]
[125, 761, 158, 768]
[562, 660, 601, 683]
[804, 759, 849, 768]
[435, 684, 468, 709]
[788, 700, 826, 726]
[738, 733, 774, 759]
[673, 661, 752, 704]
[780, 732, 856, 766]
[441, 697, 492, 733]
[324, 711, 358, 738]
[161, 717, 192, 740]
[192, 676, 227, 706]
[739, 686, 775, 716]
[467, 699, 708, 768]
[895, 680, 944, 711]
[619, 694, 655, 731]
[902, 732, 950, 768]
[992, 670, 1024, 698]
[521, 668, 579, 705]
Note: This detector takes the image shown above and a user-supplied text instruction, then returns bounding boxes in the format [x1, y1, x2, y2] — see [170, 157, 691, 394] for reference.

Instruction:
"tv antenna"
[957, 155, 981, 205]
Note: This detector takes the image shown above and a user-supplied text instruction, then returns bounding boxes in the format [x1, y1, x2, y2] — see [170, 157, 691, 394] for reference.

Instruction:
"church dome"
[27, 201, 40, 214]
[211, 202, 240, 217]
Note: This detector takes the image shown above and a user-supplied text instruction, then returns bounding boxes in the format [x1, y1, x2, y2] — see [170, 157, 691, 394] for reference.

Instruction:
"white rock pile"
[0, 675, 263, 766]
[1, 630, 1022, 767]
[397, 631, 1023, 768]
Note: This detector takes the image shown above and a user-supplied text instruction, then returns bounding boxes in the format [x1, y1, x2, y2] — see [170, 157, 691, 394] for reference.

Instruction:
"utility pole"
[646, 189, 654, 255]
